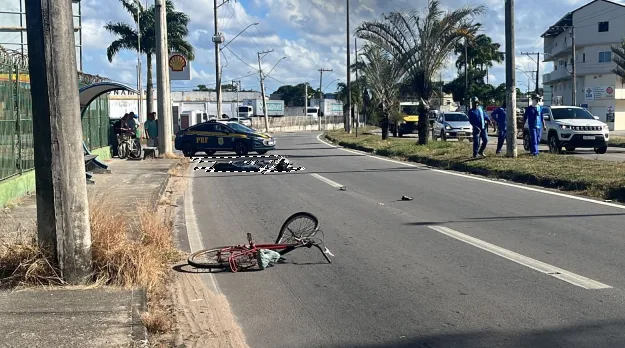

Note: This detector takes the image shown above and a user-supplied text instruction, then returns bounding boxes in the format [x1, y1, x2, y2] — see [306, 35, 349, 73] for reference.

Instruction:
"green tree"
[274, 83, 315, 106]
[105, 0, 195, 116]
[356, 0, 484, 144]
[354, 44, 404, 139]
[194, 84, 213, 91]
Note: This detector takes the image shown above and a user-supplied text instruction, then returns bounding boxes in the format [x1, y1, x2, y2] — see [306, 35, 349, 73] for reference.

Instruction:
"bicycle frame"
[216, 233, 332, 272]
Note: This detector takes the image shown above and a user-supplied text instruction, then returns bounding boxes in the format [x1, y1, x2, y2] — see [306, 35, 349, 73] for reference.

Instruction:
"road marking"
[316, 133, 625, 210]
[184, 164, 222, 295]
[428, 225, 612, 290]
[310, 173, 344, 188]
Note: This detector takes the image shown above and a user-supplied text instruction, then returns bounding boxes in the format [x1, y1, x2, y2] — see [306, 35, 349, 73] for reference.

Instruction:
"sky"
[75, 0, 618, 95]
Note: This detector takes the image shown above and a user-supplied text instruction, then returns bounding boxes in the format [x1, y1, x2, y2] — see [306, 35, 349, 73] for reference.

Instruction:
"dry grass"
[90, 201, 181, 291]
[162, 152, 182, 160]
[325, 130, 625, 203]
[0, 201, 181, 291]
[141, 309, 171, 334]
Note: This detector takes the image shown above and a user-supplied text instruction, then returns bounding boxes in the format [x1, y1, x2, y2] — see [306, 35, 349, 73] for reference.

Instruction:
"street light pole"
[134, 0, 143, 123]
[505, 0, 517, 158]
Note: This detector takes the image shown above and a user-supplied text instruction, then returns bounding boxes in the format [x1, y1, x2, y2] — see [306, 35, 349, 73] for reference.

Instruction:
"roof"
[79, 81, 137, 117]
[541, 0, 625, 38]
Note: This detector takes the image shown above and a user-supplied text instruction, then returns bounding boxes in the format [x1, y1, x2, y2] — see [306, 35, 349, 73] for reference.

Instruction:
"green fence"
[0, 47, 110, 182]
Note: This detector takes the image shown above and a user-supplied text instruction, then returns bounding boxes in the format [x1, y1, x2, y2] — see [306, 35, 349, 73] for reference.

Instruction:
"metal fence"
[0, 46, 110, 181]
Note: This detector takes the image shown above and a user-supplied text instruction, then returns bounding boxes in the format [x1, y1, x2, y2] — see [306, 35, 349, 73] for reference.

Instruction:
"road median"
[324, 130, 625, 203]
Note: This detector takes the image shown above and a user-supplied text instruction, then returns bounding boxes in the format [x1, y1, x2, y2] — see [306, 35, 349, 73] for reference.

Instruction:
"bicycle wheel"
[275, 212, 319, 244]
[188, 247, 236, 269]
[118, 142, 129, 159]
[131, 139, 142, 159]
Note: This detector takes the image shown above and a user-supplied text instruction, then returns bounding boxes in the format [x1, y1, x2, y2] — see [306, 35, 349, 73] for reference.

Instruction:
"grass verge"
[325, 130, 625, 203]
[611, 136, 625, 148]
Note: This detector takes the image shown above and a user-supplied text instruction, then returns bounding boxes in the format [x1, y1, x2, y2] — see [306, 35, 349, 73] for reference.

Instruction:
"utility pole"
[25, 0, 92, 283]
[355, 36, 358, 137]
[135, 1, 143, 123]
[465, 37, 469, 109]
[258, 49, 273, 133]
[346, 0, 352, 133]
[213, 0, 228, 119]
[571, 26, 576, 106]
[505, 0, 517, 158]
[155, 0, 173, 154]
[233, 79, 240, 122]
[521, 51, 541, 94]
[318, 68, 332, 110]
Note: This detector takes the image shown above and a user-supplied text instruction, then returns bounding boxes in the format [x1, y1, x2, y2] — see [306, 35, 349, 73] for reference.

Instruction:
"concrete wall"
[0, 146, 111, 208]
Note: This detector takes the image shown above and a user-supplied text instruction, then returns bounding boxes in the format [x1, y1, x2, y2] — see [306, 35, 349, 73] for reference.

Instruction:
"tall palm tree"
[356, 0, 484, 144]
[355, 44, 404, 139]
[105, 0, 195, 116]
[455, 33, 504, 83]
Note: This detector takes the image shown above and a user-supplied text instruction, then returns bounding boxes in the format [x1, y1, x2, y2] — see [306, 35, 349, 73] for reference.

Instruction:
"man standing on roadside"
[144, 112, 158, 147]
[491, 101, 507, 154]
[468, 98, 488, 158]
[524, 95, 542, 156]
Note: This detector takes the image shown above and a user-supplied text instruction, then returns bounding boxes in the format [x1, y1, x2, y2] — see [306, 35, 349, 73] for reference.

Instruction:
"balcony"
[544, 41, 572, 62]
[543, 69, 571, 84]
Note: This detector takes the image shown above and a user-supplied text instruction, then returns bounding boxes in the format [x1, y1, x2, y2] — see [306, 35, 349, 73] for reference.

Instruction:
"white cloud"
[78, 0, 603, 93]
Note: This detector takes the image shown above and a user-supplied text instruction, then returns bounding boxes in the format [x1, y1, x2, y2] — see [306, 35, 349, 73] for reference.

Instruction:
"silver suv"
[523, 106, 609, 154]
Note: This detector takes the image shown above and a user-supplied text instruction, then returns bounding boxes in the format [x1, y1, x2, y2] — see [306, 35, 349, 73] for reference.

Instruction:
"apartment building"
[0, 0, 83, 70]
[542, 0, 625, 130]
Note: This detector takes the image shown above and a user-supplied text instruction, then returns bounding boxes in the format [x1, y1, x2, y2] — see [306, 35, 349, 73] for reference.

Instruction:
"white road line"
[310, 173, 344, 188]
[184, 164, 222, 294]
[316, 133, 625, 210]
[429, 225, 612, 290]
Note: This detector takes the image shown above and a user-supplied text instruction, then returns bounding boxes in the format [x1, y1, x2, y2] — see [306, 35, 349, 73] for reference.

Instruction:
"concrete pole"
[571, 26, 576, 106]
[214, 0, 223, 119]
[155, 0, 173, 154]
[505, 0, 518, 157]
[136, 4, 143, 124]
[24, 0, 92, 284]
[257, 50, 272, 133]
[346, 0, 352, 134]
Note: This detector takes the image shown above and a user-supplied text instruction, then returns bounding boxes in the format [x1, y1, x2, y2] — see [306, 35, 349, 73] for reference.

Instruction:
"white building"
[0, 0, 83, 70]
[542, 0, 625, 130]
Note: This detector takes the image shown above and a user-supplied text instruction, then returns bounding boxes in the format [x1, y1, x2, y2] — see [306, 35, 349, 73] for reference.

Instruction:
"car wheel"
[523, 132, 530, 151]
[204, 150, 216, 156]
[548, 134, 562, 154]
[182, 143, 196, 157]
[257, 150, 268, 155]
[594, 146, 607, 154]
[233, 141, 249, 156]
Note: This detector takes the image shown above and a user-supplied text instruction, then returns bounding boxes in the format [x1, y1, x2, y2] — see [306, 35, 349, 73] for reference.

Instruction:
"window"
[599, 51, 612, 63]
[598, 21, 609, 32]
[582, 53, 586, 63]
[194, 123, 216, 132]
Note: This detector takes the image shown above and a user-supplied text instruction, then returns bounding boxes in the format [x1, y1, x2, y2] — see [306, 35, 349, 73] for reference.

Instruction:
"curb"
[150, 160, 180, 210]
[130, 287, 149, 347]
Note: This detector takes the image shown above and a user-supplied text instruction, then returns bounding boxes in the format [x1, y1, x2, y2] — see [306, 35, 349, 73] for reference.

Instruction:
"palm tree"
[455, 33, 504, 84]
[356, 0, 484, 144]
[105, 0, 195, 116]
[355, 44, 404, 139]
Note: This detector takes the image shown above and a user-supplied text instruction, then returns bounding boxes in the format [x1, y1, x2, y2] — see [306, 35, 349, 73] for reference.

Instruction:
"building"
[0, 0, 83, 70]
[541, 0, 625, 130]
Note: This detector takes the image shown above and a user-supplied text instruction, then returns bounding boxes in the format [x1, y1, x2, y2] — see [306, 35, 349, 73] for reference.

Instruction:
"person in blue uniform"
[491, 102, 507, 154]
[524, 96, 542, 156]
[468, 98, 488, 157]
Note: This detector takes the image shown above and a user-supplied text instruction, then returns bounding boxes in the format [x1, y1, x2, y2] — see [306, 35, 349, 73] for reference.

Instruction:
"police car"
[174, 120, 276, 157]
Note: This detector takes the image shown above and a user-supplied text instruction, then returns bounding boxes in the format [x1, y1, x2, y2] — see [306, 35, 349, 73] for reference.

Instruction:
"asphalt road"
[187, 133, 625, 348]
[371, 130, 625, 162]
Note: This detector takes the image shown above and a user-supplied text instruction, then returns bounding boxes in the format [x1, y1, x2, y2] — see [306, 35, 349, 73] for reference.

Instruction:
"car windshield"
[227, 122, 255, 133]
[551, 108, 595, 120]
[444, 113, 468, 122]
[401, 105, 419, 115]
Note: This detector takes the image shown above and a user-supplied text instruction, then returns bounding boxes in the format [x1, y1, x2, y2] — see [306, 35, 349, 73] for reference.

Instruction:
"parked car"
[229, 117, 252, 128]
[523, 105, 610, 154]
[174, 120, 275, 157]
[433, 112, 473, 141]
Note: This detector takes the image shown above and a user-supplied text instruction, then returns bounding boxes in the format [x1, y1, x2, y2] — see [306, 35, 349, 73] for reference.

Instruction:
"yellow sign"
[196, 137, 208, 144]
[403, 116, 419, 122]
[0, 73, 30, 83]
[217, 137, 224, 145]
[169, 54, 187, 72]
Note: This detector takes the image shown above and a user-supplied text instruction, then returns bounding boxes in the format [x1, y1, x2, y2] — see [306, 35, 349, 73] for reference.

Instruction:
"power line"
[223, 46, 258, 70]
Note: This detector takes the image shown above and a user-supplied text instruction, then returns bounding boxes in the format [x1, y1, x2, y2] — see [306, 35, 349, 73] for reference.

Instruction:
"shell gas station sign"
[168, 52, 191, 81]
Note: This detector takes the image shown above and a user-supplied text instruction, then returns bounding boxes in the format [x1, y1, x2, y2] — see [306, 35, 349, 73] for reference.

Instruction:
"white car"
[523, 105, 609, 154]
[433, 112, 473, 141]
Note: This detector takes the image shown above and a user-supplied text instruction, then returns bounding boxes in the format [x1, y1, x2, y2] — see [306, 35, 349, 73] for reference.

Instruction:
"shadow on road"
[403, 212, 625, 226]
[192, 166, 429, 178]
[313, 319, 625, 348]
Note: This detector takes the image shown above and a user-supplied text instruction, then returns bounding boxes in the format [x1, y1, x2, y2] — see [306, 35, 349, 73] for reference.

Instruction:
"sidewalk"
[0, 157, 178, 348]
